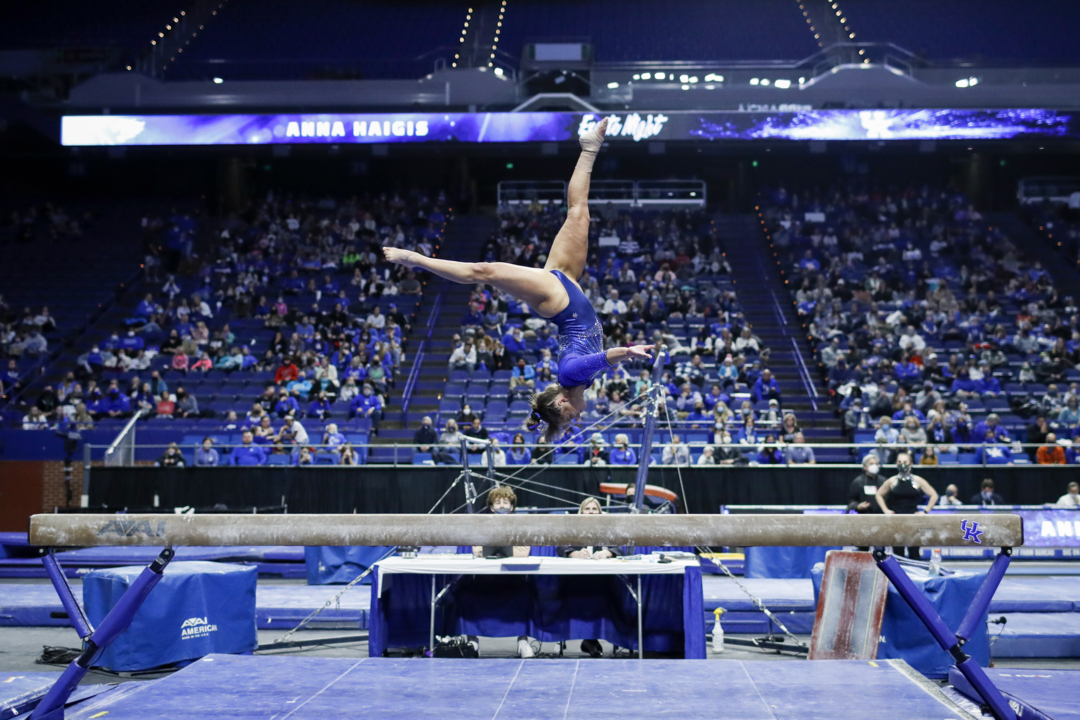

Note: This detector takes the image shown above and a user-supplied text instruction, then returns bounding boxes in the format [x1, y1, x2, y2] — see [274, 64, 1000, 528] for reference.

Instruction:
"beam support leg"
[872, 548, 1015, 720]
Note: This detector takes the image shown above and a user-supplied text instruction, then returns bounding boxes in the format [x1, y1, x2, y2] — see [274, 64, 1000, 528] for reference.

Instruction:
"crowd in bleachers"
[762, 183, 1080, 466]
[20, 190, 447, 466]
[420, 202, 828, 467]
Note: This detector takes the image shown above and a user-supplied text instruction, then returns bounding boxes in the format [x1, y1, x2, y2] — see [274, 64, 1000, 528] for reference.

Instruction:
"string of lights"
[488, 0, 507, 68]
[151, 2, 227, 76]
[452, 7, 472, 68]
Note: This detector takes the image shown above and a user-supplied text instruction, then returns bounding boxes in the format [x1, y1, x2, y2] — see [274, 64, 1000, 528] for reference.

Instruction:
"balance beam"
[28, 513, 1023, 549]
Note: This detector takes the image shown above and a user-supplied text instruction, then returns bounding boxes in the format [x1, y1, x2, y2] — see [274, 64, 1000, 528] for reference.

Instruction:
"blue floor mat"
[59, 656, 971, 720]
[950, 667, 1080, 719]
[991, 613, 1080, 658]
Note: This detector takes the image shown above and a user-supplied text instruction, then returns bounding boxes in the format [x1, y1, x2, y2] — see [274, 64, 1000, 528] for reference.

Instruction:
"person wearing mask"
[194, 437, 219, 467]
[714, 431, 744, 465]
[940, 483, 963, 506]
[696, 446, 716, 466]
[156, 443, 187, 467]
[469, 487, 536, 658]
[1056, 481, 1080, 508]
[481, 438, 506, 466]
[974, 429, 1012, 465]
[969, 478, 1004, 506]
[1036, 433, 1067, 464]
[847, 455, 883, 514]
[583, 433, 609, 466]
[662, 435, 690, 465]
[875, 452, 939, 559]
[323, 423, 347, 449]
[414, 416, 438, 453]
[230, 431, 268, 466]
[609, 433, 636, 465]
[757, 435, 783, 465]
[349, 384, 383, 436]
[556, 496, 621, 658]
[175, 387, 199, 419]
[506, 433, 533, 465]
[432, 419, 464, 465]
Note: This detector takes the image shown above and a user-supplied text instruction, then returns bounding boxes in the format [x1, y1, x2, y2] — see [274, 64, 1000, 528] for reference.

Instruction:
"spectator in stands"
[447, 337, 476, 374]
[1056, 482, 1080, 508]
[714, 431, 743, 465]
[900, 417, 927, 448]
[323, 423, 347, 449]
[874, 417, 899, 445]
[432, 419, 464, 465]
[275, 389, 300, 419]
[461, 303, 484, 335]
[974, 364, 1002, 396]
[757, 435, 783, 465]
[842, 398, 871, 441]
[1037, 434, 1067, 464]
[175, 387, 199, 419]
[974, 413, 1010, 443]
[195, 438, 219, 467]
[414, 416, 438, 454]
[22, 407, 48, 429]
[784, 432, 815, 465]
[347, 384, 382, 436]
[609, 434, 636, 465]
[848, 455, 883, 514]
[974, 430, 1012, 465]
[253, 415, 276, 445]
[502, 326, 527, 360]
[100, 384, 131, 420]
[506, 434, 532, 465]
[156, 392, 176, 419]
[293, 447, 314, 466]
[307, 391, 332, 420]
[751, 369, 781, 404]
[339, 443, 359, 466]
[969, 479, 1004, 506]
[275, 357, 299, 385]
[1059, 396, 1080, 426]
[231, 431, 268, 466]
[696, 446, 716, 465]
[717, 354, 738, 389]
[156, 443, 186, 467]
[279, 416, 309, 449]
[662, 436, 690, 465]
[583, 433, 608, 466]
[950, 368, 978, 400]
[510, 358, 536, 390]
[463, 416, 489, 454]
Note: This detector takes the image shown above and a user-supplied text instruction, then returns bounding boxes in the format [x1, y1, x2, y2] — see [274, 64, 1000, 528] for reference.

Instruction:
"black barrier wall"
[87, 466, 1075, 514]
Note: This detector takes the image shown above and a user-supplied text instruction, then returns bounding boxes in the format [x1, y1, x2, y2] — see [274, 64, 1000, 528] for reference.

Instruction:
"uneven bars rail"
[29, 512, 1022, 549]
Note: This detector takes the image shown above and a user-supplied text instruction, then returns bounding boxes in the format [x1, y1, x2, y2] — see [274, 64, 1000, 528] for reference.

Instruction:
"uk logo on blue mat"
[961, 520, 983, 544]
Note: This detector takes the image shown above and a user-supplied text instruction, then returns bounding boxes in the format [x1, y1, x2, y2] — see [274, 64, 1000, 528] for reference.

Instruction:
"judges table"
[368, 555, 705, 659]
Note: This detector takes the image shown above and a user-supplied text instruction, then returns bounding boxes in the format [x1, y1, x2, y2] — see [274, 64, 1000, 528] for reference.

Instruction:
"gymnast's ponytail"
[527, 384, 566, 443]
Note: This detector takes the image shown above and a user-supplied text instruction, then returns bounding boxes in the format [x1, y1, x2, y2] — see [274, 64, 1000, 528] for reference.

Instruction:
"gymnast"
[384, 117, 654, 440]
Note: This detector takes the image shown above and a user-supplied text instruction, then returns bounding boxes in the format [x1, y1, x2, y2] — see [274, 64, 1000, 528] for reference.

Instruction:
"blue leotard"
[548, 270, 610, 387]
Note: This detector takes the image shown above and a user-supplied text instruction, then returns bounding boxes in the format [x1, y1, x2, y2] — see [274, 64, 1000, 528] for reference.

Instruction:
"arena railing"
[401, 292, 442, 426]
[497, 179, 706, 208]
[83, 441, 1074, 469]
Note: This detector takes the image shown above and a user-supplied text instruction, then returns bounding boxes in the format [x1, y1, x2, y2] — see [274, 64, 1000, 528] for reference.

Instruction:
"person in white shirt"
[1056, 482, 1080, 508]
[481, 438, 506, 466]
[366, 307, 386, 330]
[662, 435, 690, 465]
[898, 326, 926, 353]
[280, 416, 309, 445]
[602, 289, 627, 317]
[696, 446, 716, 466]
[447, 339, 477, 373]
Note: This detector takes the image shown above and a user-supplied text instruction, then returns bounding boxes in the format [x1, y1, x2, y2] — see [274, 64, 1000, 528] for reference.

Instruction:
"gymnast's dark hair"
[527, 384, 567, 443]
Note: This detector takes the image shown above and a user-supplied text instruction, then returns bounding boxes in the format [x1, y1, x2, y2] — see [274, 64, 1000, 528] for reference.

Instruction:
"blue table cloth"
[369, 565, 705, 658]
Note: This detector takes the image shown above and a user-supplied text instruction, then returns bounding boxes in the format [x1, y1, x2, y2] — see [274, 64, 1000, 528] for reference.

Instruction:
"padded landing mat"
[0, 583, 370, 630]
[950, 667, 1080, 719]
[62, 655, 970, 720]
[991, 613, 1080, 658]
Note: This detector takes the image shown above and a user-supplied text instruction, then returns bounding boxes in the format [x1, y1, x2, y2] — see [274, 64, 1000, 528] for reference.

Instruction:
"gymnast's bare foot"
[579, 116, 608, 154]
[383, 247, 419, 268]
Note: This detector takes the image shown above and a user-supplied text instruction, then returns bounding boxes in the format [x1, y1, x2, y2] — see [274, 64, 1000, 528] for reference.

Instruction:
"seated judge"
[468, 486, 537, 659]
[557, 496, 620, 658]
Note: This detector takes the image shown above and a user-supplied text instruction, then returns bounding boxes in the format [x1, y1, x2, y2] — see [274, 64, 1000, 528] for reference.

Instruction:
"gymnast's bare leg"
[382, 117, 608, 319]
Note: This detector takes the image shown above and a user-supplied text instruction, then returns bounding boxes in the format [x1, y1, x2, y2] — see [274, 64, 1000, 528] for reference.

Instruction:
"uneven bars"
[29, 513, 1022, 549]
